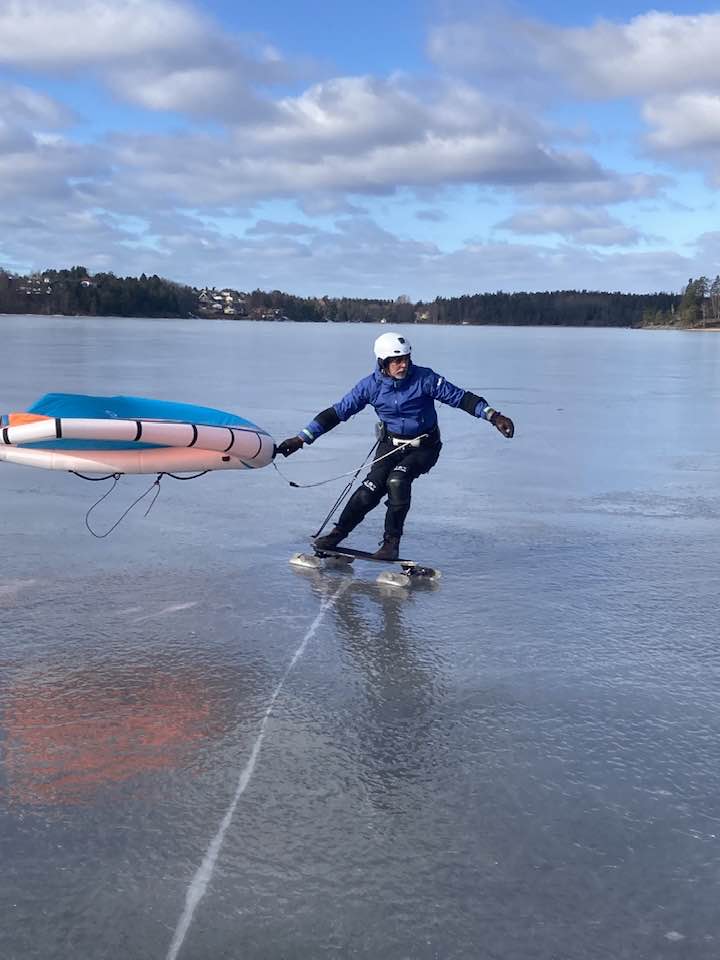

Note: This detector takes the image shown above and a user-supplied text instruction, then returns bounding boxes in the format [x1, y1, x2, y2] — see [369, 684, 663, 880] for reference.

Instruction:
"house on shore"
[197, 288, 248, 319]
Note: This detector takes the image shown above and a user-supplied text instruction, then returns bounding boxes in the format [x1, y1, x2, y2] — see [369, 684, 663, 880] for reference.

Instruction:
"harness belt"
[386, 425, 440, 448]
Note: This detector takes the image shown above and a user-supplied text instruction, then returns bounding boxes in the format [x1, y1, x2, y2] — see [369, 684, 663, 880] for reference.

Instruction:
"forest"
[2, 266, 715, 328]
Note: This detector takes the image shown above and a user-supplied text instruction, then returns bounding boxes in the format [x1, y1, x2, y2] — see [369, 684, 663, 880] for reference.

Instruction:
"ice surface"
[2, 316, 720, 959]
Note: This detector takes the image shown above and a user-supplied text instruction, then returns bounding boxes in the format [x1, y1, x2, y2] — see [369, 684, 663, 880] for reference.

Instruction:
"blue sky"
[1, 1, 719, 299]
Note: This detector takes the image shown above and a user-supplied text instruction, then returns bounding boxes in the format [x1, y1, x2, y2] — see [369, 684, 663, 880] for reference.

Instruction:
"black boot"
[372, 535, 400, 561]
[313, 526, 347, 551]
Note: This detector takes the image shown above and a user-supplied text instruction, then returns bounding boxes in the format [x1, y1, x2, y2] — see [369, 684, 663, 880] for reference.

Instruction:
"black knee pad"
[355, 480, 382, 510]
[386, 469, 412, 505]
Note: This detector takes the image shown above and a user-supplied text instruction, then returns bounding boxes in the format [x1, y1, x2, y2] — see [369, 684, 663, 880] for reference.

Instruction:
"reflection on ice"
[131, 600, 199, 622]
[290, 565, 444, 814]
[0, 579, 37, 601]
[4, 663, 222, 805]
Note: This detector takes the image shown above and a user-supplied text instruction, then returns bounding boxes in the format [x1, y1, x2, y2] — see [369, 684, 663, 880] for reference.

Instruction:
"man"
[277, 331, 514, 560]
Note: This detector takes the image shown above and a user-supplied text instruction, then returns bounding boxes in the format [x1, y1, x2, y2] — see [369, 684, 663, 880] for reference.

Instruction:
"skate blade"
[376, 570, 412, 588]
[289, 552, 323, 570]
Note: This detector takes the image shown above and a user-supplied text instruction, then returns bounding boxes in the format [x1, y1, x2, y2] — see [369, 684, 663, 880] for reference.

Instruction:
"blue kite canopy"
[0, 393, 275, 474]
[28, 393, 265, 431]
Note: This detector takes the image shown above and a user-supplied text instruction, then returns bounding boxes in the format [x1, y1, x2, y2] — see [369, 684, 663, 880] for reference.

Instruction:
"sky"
[1, 0, 720, 300]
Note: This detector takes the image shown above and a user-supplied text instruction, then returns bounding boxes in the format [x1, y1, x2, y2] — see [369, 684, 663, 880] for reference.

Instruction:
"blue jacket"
[299, 363, 493, 442]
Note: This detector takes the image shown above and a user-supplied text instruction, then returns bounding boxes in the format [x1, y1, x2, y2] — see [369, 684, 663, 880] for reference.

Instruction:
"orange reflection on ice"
[3, 668, 220, 804]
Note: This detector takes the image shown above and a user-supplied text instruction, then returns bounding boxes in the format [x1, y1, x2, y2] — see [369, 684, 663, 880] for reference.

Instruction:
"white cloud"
[0, 7, 663, 206]
[101, 73, 611, 207]
[0, 85, 74, 129]
[0, 118, 37, 153]
[0, 205, 696, 299]
[429, 12, 720, 183]
[496, 206, 646, 246]
[110, 129, 606, 204]
[0, 6, 711, 297]
[416, 209, 448, 222]
[0, 85, 75, 171]
[644, 93, 720, 153]
[107, 65, 273, 121]
[0, 0, 203, 67]
[252, 76, 429, 153]
[0, 0, 290, 121]
[519, 173, 669, 207]
[0, 89, 109, 237]
[427, 15, 558, 101]
[241, 77, 561, 160]
[0, 207, 147, 274]
[245, 220, 319, 237]
[0, 135, 107, 203]
[0, 84, 81, 190]
[557, 13, 720, 98]
[429, 12, 720, 100]
[297, 195, 367, 216]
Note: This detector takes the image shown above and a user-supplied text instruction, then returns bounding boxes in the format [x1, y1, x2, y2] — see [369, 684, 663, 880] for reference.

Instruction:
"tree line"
[2, 265, 711, 327]
[0, 267, 196, 319]
[672, 276, 720, 327]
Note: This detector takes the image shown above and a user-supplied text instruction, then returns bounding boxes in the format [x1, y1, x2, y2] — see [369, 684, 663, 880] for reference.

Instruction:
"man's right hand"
[276, 436, 304, 457]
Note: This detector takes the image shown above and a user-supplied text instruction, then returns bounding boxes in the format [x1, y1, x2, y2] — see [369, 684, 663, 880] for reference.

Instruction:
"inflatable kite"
[0, 393, 275, 474]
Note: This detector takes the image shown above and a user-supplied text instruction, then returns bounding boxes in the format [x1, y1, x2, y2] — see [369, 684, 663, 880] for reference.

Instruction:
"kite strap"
[272, 434, 428, 489]
[71, 470, 118, 481]
[81, 472, 161, 538]
[273, 432, 428, 540]
[71, 469, 209, 538]
[310, 437, 379, 539]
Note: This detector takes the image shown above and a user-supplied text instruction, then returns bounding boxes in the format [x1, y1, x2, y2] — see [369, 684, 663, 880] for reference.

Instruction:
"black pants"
[336, 436, 442, 539]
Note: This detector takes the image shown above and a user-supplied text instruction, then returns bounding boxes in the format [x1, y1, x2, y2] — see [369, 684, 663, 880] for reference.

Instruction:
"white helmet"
[373, 332, 411, 362]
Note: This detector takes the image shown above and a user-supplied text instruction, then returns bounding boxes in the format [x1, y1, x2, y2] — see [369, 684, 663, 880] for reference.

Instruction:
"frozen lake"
[2, 316, 720, 959]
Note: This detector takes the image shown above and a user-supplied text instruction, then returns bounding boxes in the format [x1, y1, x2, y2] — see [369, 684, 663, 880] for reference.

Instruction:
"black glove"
[490, 412, 514, 438]
[276, 436, 304, 457]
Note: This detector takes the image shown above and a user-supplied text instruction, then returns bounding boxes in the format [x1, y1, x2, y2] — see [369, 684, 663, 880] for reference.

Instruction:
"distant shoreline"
[0, 271, 687, 326]
[644, 324, 720, 332]
[1, 312, 715, 330]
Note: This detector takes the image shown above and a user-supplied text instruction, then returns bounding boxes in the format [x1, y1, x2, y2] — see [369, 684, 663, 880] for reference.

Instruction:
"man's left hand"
[491, 412, 514, 438]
